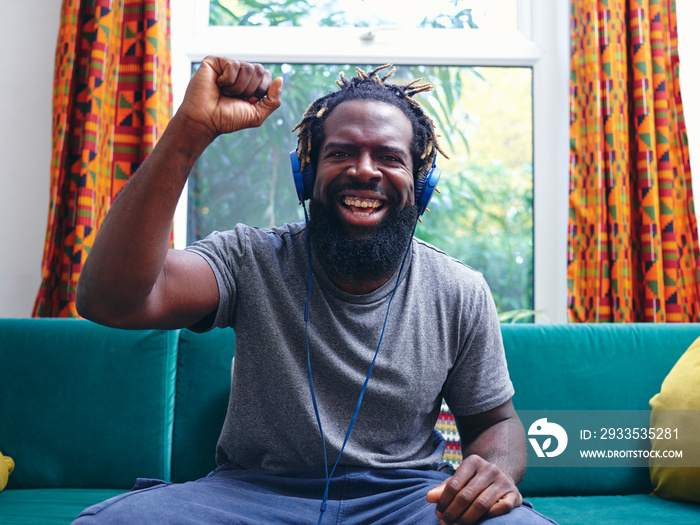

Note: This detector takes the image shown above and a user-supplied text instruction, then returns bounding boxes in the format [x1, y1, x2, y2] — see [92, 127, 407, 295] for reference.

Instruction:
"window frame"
[170, 0, 571, 323]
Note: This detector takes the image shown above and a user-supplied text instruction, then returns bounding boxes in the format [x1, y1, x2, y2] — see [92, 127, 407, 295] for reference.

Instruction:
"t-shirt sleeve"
[184, 224, 250, 330]
[441, 275, 514, 416]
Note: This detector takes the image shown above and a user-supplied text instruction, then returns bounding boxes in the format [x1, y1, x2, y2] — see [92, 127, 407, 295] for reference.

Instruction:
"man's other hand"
[426, 454, 522, 525]
[176, 57, 283, 142]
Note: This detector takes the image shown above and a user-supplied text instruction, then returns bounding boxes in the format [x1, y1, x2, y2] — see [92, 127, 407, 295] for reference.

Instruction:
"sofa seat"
[528, 494, 700, 524]
[0, 489, 126, 524]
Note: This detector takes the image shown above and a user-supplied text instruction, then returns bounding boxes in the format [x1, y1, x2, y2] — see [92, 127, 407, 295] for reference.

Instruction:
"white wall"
[0, 1, 61, 317]
[0, 1, 699, 318]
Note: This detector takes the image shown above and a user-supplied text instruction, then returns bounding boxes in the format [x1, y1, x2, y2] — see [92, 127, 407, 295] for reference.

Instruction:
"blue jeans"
[73, 465, 557, 524]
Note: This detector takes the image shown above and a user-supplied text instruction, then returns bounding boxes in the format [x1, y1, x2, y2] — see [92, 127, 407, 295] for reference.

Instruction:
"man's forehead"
[325, 98, 405, 119]
[321, 99, 413, 147]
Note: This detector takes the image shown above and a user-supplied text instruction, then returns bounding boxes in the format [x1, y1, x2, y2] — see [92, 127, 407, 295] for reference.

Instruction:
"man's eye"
[330, 151, 348, 158]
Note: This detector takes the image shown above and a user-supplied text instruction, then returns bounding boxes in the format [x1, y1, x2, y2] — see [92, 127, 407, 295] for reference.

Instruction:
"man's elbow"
[75, 273, 96, 318]
[76, 275, 129, 328]
[76, 279, 107, 325]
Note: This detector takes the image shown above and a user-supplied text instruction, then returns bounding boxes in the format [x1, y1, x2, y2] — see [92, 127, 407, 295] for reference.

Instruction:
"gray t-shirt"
[186, 222, 513, 471]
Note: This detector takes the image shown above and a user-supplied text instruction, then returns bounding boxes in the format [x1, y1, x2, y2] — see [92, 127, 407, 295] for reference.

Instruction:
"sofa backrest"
[503, 323, 700, 497]
[0, 318, 178, 490]
[170, 327, 235, 483]
[3, 319, 697, 497]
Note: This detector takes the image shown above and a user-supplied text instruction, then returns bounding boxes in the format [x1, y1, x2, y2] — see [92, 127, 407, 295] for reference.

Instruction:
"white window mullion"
[531, 0, 570, 323]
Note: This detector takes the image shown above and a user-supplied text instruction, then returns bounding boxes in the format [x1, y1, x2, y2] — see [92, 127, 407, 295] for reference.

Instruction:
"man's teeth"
[342, 197, 381, 209]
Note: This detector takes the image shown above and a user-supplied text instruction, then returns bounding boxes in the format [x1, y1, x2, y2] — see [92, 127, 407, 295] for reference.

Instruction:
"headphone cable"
[302, 203, 417, 524]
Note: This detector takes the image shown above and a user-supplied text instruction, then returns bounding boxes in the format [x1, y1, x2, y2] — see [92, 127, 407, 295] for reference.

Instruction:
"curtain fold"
[33, 0, 172, 318]
[568, 0, 700, 322]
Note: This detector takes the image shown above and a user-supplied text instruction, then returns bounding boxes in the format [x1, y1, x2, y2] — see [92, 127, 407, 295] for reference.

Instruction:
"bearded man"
[75, 57, 556, 525]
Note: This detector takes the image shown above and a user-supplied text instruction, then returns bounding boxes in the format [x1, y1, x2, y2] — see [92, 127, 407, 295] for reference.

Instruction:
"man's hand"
[426, 400, 526, 524]
[176, 56, 283, 143]
[426, 454, 522, 525]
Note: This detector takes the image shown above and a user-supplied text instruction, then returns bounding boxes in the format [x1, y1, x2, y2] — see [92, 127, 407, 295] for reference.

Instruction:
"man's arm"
[76, 57, 283, 329]
[426, 399, 526, 525]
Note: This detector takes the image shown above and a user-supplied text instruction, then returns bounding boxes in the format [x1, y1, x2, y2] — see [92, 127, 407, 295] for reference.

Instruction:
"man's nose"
[349, 152, 381, 182]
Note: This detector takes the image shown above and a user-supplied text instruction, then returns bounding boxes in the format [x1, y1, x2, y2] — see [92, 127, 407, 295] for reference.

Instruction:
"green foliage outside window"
[208, 0, 513, 30]
[189, 1, 533, 316]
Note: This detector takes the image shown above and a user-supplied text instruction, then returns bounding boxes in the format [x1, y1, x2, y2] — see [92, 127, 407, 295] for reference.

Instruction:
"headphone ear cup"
[290, 149, 316, 202]
[415, 162, 441, 216]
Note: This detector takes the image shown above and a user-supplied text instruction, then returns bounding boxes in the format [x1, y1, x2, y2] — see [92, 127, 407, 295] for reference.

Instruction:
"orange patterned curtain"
[33, 0, 172, 318]
[568, 0, 700, 322]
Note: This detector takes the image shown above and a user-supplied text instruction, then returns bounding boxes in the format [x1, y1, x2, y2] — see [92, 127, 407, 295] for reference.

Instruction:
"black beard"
[308, 197, 418, 284]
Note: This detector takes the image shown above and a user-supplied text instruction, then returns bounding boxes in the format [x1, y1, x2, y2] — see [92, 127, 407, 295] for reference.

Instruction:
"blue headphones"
[289, 148, 441, 216]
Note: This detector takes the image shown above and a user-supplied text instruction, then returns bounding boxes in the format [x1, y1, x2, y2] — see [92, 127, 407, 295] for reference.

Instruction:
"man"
[75, 57, 555, 524]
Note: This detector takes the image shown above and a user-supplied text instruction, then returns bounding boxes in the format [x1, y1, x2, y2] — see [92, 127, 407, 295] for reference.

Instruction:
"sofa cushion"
[0, 319, 178, 489]
[0, 451, 14, 491]
[502, 324, 700, 411]
[170, 328, 235, 483]
[502, 323, 700, 497]
[527, 494, 700, 524]
[649, 335, 700, 503]
[0, 488, 125, 524]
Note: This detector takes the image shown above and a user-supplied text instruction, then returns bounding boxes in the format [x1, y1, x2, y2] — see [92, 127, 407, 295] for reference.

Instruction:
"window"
[170, 0, 570, 322]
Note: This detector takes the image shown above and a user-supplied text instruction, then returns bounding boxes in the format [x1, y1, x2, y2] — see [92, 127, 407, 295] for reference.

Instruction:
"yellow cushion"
[648, 335, 700, 503]
[0, 450, 14, 491]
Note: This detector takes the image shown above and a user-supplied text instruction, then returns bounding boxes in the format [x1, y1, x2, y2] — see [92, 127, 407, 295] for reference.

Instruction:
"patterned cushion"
[436, 401, 462, 469]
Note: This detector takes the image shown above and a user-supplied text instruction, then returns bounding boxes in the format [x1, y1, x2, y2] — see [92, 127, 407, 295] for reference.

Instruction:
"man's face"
[312, 99, 415, 240]
[308, 99, 418, 287]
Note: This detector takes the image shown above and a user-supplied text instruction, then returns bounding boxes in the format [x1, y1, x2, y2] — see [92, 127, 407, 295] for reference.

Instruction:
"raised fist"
[176, 56, 283, 141]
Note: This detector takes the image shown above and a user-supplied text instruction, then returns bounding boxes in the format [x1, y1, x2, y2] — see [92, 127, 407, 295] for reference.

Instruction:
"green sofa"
[1, 318, 698, 524]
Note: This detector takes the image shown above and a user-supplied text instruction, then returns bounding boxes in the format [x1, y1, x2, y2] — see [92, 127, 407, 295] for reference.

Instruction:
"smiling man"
[74, 58, 556, 525]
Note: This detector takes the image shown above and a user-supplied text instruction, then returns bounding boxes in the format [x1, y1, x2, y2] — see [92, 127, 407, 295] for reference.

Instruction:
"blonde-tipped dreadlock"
[291, 64, 448, 182]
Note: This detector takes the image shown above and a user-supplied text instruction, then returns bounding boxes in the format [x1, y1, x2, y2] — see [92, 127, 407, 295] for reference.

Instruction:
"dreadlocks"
[291, 64, 449, 182]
